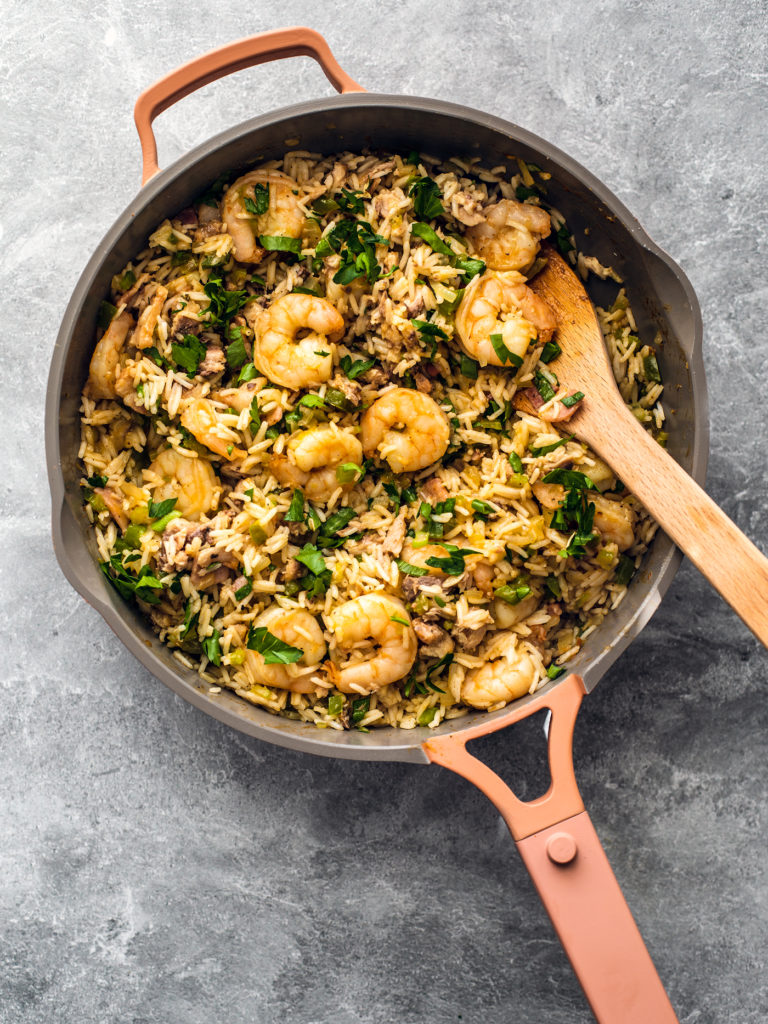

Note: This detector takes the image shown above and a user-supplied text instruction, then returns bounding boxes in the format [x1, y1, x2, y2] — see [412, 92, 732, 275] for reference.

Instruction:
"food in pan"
[78, 150, 665, 730]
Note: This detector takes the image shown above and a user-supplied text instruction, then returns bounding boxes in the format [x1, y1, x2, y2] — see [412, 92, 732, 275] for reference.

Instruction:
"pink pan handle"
[134, 28, 365, 185]
[424, 675, 679, 1024]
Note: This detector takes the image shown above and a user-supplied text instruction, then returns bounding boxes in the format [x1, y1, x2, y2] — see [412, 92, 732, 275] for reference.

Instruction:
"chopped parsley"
[259, 235, 302, 255]
[540, 341, 562, 363]
[340, 354, 375, 380]
[100, 555, 165, 605]
[225, 325, 248, 370]
[395, 558, 429, 577]
[533, 367, 558, 403]
[246, 626, 303, 665]
[202, 629, 221, 666]
[244, 183, 269, 216]
[459, 353, 479, 379]
[315, 219, 388, 286]
[171, 334, 207, 375]
[284, 489, 305, 523]
[489, 333, 523, 367]
[529, 435, 573, 457]
[425, 543, 480, 576]
[203, 270, 248, 326]
[408, 176, 444, 220]
[562, 391, 585, 408]
[316, 507, 357, 549]
[410, 222, 453, 257]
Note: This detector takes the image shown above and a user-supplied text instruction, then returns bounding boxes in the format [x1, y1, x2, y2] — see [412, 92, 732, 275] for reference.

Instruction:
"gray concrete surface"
[2, 1, 767, 1021]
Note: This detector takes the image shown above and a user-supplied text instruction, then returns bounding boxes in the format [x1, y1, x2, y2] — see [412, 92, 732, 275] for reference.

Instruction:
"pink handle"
[424, 675, 679, 1024]
[134, 27, 365, 184]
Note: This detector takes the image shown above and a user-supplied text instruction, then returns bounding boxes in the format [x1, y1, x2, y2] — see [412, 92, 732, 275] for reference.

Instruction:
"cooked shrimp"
[271, 425, 363, 502]
[215, 382, 284, 422]
[466, 198, 551, 272]
[533, 482, 636, 551]
[455, 270, 557, 367]
[132, 284, 168, 349]
[180, 398, 247, 461]
[461, 632, 537, 708]
[146, 448, 219, 519]
[243, 607, 327, 693]
[86, 310, 134, 399]
[326, 593, 417, 694]
[361, 388, 450, 473]
[222, 170, 305, 263]
[492, 592, 539, 628]
[249, 293, 344, 390]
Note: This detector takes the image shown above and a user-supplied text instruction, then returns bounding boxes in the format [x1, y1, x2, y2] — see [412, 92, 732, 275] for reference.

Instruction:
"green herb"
[179, 599, 199, 641]
[316, 219, 388, 286]
[390, 615, 410, 627]
[406, 150, 421, 165]
[246, 626, 303, 665]
[113, 269, 136, 292]
[86, 474, 108, 488]
[145, 346, 170, 370]
[336, 188, 366, 214]
[295, 544, 327, 577]
[316, 507, 357, 549]
[202, 629, 221, 666]
[555, 225, 575, 254]
[148, 498, 177, 520]
[542, 469, 596, 490]
[490, 333, 523, 367]
[453, 256, 485, 281]
[234, 577, 252, 601]
[259, 235, 302, 255]
[494, 581, 532, 605]
[327, 693, 344, 717]
[299, 394, 326, 409]
[473, 417, 504, 433]
[540, 341, 562, 363]
[547, 664, 566, 679]
[340, 354, 375, 380]
[97, 301, 117, 331]
[508, 452, 524, 473]
[171, 333, 207, 375]
[203, 271, 248, 326]
[312, 195, 339, 215]
[324, 387, 356, 413]
[515, 183, 544, 201]
[643, 353, 661, 383]
[561, 391, 585, 409]
[425, 544, 480, 576]
[100, 556, 166, 605]
[420, 497, 456, 539]
[408, 176, 444, 220]
[171, 251, 194, 267]
[533, 367, 558, 403]
[614, 554, 635, 586]
[459, 353, 479, 379]
[471, 499, 494, 520]
[248, 395, 261, 432]
[395, 558, 429, 577]
[225, 326, 248, 370]
[530, 435, 573, 457]
[336, 462, 363, 484]
[244, 183, 269, 216]
[151, 511, 180, 533]
[425, 652, 453, 689]
[545, 575, 561, 599]
[114, 523, 145, 553]
[284, 489, 305, 523]
[351, 696, 370, 725]
[238, 362, 258, 384]
[411, 222, 453, 256]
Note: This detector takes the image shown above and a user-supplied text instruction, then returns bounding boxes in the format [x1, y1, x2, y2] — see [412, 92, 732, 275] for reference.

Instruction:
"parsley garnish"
[529, 435, 573, 457]
[203, 271, 248, 326]
[284, 489, 305, 523]
[395, 558, 429, 577]
[202, 629, 221, 666]
[244, 183, 269, 216]
[100, 556, 165, 605]
[540, 341, 562, 363]
[425, 544, 480, 576]
[489, 332, 523, 367]
[408, 176, 444, 220]
[410, 222, 453, 256]
[316, 507, 357, 549]
[340, 354, 375, 380]
[171, 334, 207, 375]
[259, 235, 302, 255]
[225, 325, 248, 370]
[562, 391, 585, 409]
[246, 626, 303, 664]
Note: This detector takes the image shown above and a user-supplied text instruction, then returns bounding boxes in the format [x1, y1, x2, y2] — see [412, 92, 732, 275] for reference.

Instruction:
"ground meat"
[421, 476, 449, 504]
[198, 345, 226, 378]
[412, 617, 454, 659]
[452, 622, 489, 652]
[380, 507, 408, 557]
[329, 373, 362, 408]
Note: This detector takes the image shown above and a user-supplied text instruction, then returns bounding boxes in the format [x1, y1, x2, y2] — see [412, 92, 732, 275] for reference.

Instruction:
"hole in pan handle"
[133, 28, 366, 186]
[423, 674, 679, 1024]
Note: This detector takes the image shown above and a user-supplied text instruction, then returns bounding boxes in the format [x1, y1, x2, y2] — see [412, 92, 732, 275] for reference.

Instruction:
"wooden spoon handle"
[579, 406, 768, 645]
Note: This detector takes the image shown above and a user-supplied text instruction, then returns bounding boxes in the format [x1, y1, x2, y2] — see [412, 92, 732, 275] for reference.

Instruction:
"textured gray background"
[2, 1, 767, 1021]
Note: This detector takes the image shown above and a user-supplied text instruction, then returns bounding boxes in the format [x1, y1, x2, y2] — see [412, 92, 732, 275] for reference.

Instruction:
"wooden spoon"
[526, 245, 768, 646]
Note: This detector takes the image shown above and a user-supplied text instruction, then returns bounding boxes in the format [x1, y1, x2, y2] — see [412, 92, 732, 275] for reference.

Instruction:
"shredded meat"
[421, 476, 449, 504]
[198, 345, 226, 378]
[412, 368, 433, 394]
[329, 373, 362, 408]
[193, 219, 224, 243]
[452, 622, 489, 652]
[400, 573, 457, 603]
[380, 507, 408, 557]
[95, 487, 128, 531]
[412, 617, 454, 659]
[171, 310, 203, 337]
[361, 365, 392, 388]
[191, 546, 239, 590]
[156, 519, 206, 574]
[450, 191, 486, 226]
[403, 294, 426, 318]
[283, 558, 304, 582]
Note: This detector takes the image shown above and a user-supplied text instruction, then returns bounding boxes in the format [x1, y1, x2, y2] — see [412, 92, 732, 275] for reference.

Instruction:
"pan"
[46, 28, 708, 1023]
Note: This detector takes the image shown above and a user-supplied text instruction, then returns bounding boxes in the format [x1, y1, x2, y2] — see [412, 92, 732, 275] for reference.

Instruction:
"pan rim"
[46, 92, 707, 762]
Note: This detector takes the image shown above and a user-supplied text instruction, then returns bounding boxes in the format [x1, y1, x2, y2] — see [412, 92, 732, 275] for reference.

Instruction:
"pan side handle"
[423, 675, 679, 1024]
[134, 28, 365, 185]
